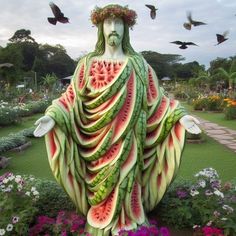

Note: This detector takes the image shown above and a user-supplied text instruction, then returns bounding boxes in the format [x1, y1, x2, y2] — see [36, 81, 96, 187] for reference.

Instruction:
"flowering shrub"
[193, 225, 224, 236]
[192, 95, 224, 111]
[0, 99, 51, 126]
[0, 133, 28, 154]
[29, 211, 89, 236]
[118, 220, 170, 236]
[223, 98, 236, 120]
[0, 172, 39, 235]
[159, 168, 236, 236]
[0, 101, 20, 126]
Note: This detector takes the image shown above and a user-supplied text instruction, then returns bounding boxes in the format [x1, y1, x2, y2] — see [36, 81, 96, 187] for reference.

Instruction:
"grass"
[182, 102, 236, 131]
[0, 114, 54, 180]
[0, 113, 236, 182]
[178, 133, 236, 182]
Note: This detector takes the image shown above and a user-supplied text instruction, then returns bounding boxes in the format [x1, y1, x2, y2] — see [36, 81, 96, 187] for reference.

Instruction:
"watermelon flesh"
[87, 187, 119, 229]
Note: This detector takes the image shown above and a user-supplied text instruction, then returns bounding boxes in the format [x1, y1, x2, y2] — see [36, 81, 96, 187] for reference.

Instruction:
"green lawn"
[0, 114, 54, 180]
[182, 102, 236, 131]
[178, 134, 236, 182]
[1, 114, 236, 182]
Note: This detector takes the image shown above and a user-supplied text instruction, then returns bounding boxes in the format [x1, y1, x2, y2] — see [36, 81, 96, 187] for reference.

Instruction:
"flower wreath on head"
[90, 4, 137, 27]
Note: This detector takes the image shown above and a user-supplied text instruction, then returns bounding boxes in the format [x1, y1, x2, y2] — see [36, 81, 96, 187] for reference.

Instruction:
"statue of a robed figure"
[34, 4, 201, 235]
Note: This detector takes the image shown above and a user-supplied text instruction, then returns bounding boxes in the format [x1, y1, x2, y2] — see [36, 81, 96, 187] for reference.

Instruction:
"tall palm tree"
[216, 59, 236, 91]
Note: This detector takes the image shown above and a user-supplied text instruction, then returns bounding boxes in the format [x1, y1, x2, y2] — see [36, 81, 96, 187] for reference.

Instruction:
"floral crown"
[90, 4, 137, 27]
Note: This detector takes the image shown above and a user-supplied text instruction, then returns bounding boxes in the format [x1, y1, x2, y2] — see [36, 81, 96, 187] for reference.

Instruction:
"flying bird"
[215, 31, 229, 45]
[183, 11, 207, 30]
[170, 41, 198, 49]
[145, 4, 158, 19]
[47, 2, 69, 25]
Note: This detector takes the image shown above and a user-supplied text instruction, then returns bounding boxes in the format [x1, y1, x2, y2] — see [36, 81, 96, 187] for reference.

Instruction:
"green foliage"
[158, 168, 236, 236]
[141, 50, 184, 79]
[0, 100, 51, 126]
[8, 29, 35, 43]
[0, 173, 39, 235]
[18, 100, 51, 117]
[0, 133, 27, 154]
[33, 179, 75, 218]
[0, 104, 20, 126]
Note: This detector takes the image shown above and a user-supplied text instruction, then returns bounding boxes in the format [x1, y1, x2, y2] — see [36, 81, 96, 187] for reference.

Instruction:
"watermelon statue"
[34, 4, 201, 236]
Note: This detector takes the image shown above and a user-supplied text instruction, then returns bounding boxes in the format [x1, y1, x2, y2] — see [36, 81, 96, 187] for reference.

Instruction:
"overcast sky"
[0, 0, 236, 68]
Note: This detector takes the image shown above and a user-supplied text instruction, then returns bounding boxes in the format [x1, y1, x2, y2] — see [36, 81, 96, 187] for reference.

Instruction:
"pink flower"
[70, 223, 80, 232]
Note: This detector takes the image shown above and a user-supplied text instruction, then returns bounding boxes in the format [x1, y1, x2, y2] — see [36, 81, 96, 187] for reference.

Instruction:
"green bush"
[33, 179, 75, 218]
[18, 100, 51, 117]
[0, 133, 27, 154]
[0, 104, 20, 126]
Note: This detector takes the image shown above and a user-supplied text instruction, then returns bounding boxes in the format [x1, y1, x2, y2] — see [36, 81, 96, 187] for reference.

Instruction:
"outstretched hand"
[33, 115, 55, 137]
[179, 115, 201, 134]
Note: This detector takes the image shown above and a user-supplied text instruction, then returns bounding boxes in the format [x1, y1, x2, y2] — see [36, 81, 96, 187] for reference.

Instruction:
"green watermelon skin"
[44, 56, 187, 235]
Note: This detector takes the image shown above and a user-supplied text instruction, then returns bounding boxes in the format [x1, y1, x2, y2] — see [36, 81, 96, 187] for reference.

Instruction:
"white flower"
[29, 177, 35, 181]
[15, 176, 22, 183]
[190, 189, 199, 196]
[7, 184, 13, 189]
[32, 190, 39, 196]
[31, 187, 36, 192]
[198, 180, 206, 188]
[221, 217, 227, 221]
[0, 229, 5, 235]
[214, 189, 224, 198]
[206, 221, 212, 226]
[25, 191, 30, 196]
[193, 225, 200, 229]
[6, 224, 13, 232]
[17, 184, 23, 191]
[2, 178, 9, 184]
[8, 175, 15, 181]
[222, 205, 234, 213]
[12, 216, 19, 224]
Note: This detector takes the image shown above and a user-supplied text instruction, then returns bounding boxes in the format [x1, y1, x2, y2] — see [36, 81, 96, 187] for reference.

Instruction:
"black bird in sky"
[183, 11, 207, 30]
[215, 31, 229, 45]
[170, 41, 198, 49]
[47, 2, 69, 25]
[145, 4, 158, 19]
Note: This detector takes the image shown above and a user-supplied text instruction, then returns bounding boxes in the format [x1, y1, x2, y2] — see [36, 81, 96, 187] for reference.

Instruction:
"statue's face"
[103, 17, 124, 47]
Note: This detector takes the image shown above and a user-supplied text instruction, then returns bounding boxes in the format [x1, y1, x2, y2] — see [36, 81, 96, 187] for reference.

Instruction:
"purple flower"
[159, 227, 170, 236]
[211, 180, 221, 189]
[176, 189, 188, 199]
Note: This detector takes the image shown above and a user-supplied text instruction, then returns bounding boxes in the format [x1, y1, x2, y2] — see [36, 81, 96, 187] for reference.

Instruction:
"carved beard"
[107, 34, 122, 47]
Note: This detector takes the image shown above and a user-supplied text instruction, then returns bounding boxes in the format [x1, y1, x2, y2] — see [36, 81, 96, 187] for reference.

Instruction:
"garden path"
[194, 116, 236, 153]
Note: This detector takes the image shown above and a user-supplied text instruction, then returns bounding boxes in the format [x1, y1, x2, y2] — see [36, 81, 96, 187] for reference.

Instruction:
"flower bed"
[158, 168, 236, 236]
[0, 100, 52, 126]
[1, 168, 235, 236]
[192, 95, 224, 112]
[223, 98, 236, 120]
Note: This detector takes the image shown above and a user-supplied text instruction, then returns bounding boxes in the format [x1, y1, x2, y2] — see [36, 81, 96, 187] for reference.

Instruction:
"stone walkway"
[195, 116, 236, 153]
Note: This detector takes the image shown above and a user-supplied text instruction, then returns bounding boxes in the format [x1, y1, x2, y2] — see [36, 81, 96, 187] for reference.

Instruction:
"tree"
[9, 29, 35, 43]
[173, 61, 205, 81]
[141, 51, 184, 79]
[215, 59, 236, 91]
[0, 44, 24, 86]
[42, 73, 57, 92]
